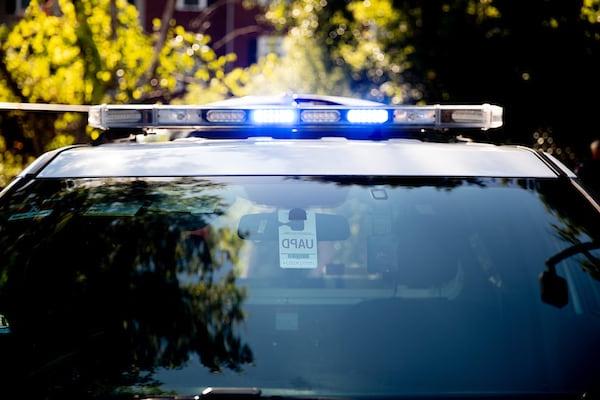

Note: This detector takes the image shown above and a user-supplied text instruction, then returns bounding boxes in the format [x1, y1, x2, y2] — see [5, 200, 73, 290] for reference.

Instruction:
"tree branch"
[190, 0, 241, 31]
[137, 0, 176, 89]
[110, 0, 118, 40]
[213, 25, 262, 50]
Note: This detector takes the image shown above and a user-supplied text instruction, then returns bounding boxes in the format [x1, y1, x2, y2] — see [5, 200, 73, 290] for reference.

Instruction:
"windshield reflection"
[0, 178, 252, 398]
[0, 176, 598, 399]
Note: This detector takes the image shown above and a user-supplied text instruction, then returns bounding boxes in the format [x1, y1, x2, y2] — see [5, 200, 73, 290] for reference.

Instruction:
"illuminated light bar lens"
[206, 110, 246, 123]
[251, 109, 297, 124]
[301, 110, 341, 123]
[347, 109, 389, 124]
[157, 109, 202, 125]
[393, 109, 436, 124]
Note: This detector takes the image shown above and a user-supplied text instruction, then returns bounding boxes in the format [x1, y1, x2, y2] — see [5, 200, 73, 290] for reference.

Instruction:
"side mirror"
[540, 241, 600, 309]
[539, 269, 569, 308]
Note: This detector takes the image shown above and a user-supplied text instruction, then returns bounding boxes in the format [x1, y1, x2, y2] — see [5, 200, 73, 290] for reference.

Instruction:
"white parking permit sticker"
[278, 209, 318, 269]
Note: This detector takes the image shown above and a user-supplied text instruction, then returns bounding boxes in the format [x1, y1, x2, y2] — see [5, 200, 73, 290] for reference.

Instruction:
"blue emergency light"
[88, 104, 503, 131]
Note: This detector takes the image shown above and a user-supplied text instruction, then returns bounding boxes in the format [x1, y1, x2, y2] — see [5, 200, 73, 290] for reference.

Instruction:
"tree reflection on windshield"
[535, 179, 600, 281]
[0, 178, 252, 398]
[0, 176, 599, 399]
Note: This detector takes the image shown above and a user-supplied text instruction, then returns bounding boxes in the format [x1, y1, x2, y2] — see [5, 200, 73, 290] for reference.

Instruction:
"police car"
[0, 95, 598, 400]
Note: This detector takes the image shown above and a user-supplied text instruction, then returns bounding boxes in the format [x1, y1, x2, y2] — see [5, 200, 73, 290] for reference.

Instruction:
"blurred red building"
[131, 0, 274, 68]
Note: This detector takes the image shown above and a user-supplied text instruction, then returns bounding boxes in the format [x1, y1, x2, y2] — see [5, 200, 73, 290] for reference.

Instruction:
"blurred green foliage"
[182, 36, 352, 103]
[582, 0, 600, 24]
[0, 0, 237, 186]
[1, 0, 235, 104]
[259, 0, 600, 163]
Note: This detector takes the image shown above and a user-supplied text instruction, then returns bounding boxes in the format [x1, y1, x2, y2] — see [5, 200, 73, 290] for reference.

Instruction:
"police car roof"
[33, 138, 571, 179]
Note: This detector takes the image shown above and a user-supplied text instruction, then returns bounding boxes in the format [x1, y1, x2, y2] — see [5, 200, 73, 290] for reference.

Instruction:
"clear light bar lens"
[347, 109, 389, 124]
[394, 109, 436, 124]
[206, 110, 246, 123]
[439, 104, 503, 129]
[449, 110, 484, 124]
[251, 109, 297, 124]
[105, 110, 142, 124]
[301, 110, 341, 123]
[157, 109, 202, 124]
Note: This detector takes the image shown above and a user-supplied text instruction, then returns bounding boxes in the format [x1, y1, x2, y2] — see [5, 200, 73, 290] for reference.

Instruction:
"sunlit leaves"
[0, 0, 232, 104]
[347, 0, 401, 28]
[3, 1, 83, 103]
[261, 0, 412, 103]
[0, 0, 236, 186]
[0, 134, 34, 188]
[582, 0, 600, 24]
[183, 35, 352, 104]
[466, 0, 501, 22]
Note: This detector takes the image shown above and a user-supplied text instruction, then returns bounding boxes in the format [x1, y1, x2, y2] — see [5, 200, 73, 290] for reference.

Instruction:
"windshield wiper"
[202, 387, 262, 398]
[140, 387, 262, 400]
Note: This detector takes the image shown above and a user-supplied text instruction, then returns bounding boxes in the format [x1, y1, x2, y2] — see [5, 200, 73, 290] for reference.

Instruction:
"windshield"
[0, 176, 598, 399]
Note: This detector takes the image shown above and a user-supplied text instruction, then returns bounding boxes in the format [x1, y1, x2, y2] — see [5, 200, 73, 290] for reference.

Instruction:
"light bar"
[88, 104, 503, 131]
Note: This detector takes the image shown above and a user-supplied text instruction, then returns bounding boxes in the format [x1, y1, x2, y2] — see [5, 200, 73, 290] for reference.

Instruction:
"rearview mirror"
[539, 269, 569, 308]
